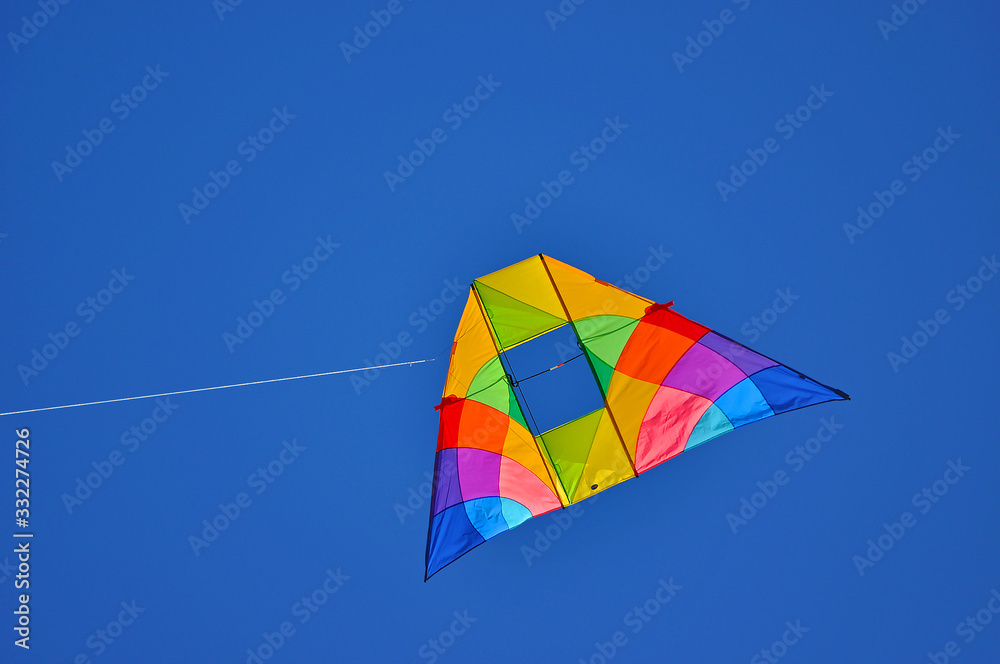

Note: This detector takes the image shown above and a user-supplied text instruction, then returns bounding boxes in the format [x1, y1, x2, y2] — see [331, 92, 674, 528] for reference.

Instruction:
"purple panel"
[431, 448, 464, 517]
[699, 332, 777, 376]
[663, 343, 746, 401]
[457, 448, 502, 502]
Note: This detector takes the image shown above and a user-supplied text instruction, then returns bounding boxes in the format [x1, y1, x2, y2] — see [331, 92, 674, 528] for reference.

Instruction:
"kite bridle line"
[509, 352, 584, 385]
[0, 358, 436, 418]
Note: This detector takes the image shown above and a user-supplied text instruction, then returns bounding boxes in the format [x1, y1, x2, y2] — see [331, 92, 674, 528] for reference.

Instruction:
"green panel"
[507, 387, 530, 431]
[467, 356, 530, 431]
[466, 356, 509, 414]
[585, 349, 616, 394]
[474, 281, 566, 349]
[577, 316, 640, 370]
[538, 409, 603, 500]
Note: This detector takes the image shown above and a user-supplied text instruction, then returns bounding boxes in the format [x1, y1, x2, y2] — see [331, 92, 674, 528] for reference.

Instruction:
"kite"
[425, 255, 848, 579]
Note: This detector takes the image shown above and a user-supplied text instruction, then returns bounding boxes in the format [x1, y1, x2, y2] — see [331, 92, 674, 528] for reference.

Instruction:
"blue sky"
[2, 1, 999, 662]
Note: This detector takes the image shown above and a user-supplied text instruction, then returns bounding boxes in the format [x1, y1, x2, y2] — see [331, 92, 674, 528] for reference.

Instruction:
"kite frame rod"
[470, 281, 569, 506]
[538, 254, 639, 479]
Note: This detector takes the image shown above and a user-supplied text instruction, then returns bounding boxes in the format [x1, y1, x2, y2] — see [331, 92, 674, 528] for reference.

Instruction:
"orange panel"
[615, 319, 698, 385]
[453, 400, 508, 455]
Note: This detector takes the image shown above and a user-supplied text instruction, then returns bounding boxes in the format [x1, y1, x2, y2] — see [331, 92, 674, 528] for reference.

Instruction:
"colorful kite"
[426, 255, 847, 579]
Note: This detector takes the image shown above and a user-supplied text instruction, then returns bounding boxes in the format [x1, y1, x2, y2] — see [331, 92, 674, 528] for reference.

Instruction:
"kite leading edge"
[425, 255, 848, 579]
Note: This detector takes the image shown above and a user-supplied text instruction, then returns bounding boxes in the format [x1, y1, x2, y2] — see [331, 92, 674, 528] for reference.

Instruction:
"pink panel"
[635, 385, 712, 473]
[499, 456, 561, 516]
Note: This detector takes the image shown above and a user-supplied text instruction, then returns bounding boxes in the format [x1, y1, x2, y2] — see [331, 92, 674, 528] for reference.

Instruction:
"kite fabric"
[425, 255, 848, 579]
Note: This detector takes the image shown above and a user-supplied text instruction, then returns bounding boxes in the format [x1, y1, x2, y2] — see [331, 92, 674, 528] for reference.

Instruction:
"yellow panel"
[443, 292, 498, 398]
[541, 255, 653, 322]
[449, 256, 655, 398]
[532, 432, 571, 506]
[502, 421, 565, 504]
[571, 409, 636, 503]
[476, 255, 568, 321]
[605, 373, 661, 461]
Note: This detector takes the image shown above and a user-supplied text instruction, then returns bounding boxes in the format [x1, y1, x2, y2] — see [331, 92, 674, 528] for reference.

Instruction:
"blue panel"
[425, 503, 486, 579]
[499, 497, 533, 530]
[685, 403, 734, 450]
[464, 496, 510, 540]
[750, 365, 841, 414]
[715, 378, 775, 428]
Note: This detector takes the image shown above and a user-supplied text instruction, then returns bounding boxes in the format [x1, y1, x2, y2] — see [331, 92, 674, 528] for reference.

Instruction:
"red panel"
[437, 399, 510, 455]
[436, 399, 466, 452]
[644, 307, 710, 341]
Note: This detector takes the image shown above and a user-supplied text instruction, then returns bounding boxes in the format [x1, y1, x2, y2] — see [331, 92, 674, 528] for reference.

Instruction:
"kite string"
[0, 358, 436, 417]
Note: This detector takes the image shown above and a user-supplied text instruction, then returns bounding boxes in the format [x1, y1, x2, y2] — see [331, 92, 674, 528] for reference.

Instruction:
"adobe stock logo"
[725, 417, 844, 534]
[213, 0, 246, 21]
[7, 0, 72, 54]
[340, 0, 415, 63]
[242, 567, 349, 664]
[844, 126, 960, 244]
[222, 236, 340, 353]
[671, 0, 751, 73]
[577, 578, 682, 664]
[886, 254, 996, 373]
[852, 459, 969, 576]
[877, 0, 933, 41]
[179, 107, 296, 224]
[352, 278, 463, 395]
[17, 268, 136, 386]
[394, 456, 457, 525]
[188, 439, 306, 556]
[51, 66, 169, 182]
[750, 621, 809, 664]
[925, 588, 1000, 663]
[418, 610, 476, 663]
[76, 600, 145, 658]
[510, 116, 628, 233]
[544, 0, 589, 31]
[521, 500, 593, 566]
[716, 85, 833, 202]
[740, 288, 798, 343]
[383, 76, 501, 193]
[61, 398, 180, 515]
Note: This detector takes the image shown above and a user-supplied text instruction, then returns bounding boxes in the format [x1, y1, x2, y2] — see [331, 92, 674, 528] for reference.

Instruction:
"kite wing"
[425, 255, 847, 579]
